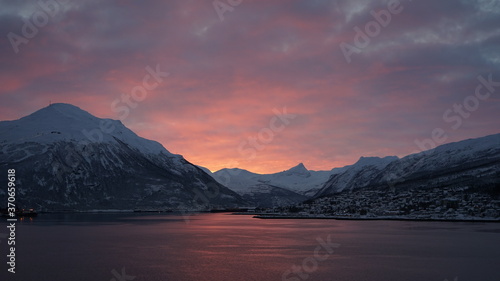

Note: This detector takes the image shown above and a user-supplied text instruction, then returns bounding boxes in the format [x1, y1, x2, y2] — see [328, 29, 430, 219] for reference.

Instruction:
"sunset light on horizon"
[1, 0, 499, 174]
[1, 2, 500, 280]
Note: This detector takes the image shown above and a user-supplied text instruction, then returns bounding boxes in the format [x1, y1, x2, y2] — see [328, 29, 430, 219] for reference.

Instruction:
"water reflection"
[1, 213, 499, 281]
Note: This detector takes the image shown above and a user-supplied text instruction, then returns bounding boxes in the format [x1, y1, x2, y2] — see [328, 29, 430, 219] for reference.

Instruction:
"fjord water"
[1, 213, 499, 281]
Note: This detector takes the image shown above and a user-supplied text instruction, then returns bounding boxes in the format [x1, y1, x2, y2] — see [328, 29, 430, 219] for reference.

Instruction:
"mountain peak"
[290, 162, 306, 170]
[0, 103, 244, 210]
[283, 162, 310, 177]
[0, 103, 171, 156]
[48, 102, 84, 110]
[27, 103, 95, 120]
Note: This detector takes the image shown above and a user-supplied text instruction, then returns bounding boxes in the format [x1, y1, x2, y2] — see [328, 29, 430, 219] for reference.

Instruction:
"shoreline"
[4, 210, 498, 223]
[252, 214, 500, 223]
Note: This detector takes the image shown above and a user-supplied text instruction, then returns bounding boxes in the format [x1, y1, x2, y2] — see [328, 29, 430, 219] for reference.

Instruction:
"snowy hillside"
[0, 103, 169, 156]
[199, 163, 333, 207]
[314, 156, 398, 197]
[213, 163, 334, 197]
[0, 103, 244, 210]
[314, 134, 500, 198]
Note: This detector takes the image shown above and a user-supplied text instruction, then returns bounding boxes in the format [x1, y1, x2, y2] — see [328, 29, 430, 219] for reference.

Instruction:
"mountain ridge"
[204, 162, 334, 207]
[313, 133, 500, 198]
[0, 103, 245, 211]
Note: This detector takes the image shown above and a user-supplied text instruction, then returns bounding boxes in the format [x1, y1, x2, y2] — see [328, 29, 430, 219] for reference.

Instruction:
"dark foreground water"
[1, 213, 499, 281]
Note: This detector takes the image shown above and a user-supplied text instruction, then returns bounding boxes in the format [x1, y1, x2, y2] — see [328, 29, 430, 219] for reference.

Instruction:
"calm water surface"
[1, 213, 499, 281]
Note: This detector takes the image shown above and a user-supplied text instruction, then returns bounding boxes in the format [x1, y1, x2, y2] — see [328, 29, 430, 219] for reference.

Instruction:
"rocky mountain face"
[314, 134, 500, 198]
[0, 103, 244, 211]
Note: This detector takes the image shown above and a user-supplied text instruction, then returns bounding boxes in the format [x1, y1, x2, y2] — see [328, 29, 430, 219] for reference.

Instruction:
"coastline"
[252, 214, 500, 223]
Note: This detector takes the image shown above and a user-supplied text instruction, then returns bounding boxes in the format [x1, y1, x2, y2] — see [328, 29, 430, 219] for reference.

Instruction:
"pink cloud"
[1, 0, 498, 174]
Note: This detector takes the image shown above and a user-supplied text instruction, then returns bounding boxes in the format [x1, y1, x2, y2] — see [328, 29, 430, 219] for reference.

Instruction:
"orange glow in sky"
[1, 0, 499, 174]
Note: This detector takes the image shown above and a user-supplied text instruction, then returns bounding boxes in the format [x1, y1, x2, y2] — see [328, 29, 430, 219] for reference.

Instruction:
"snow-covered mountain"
[313, 156, 398, 197]
[314, 134, 500, 198]
[0, 103, 244, 211]
[213, 163, 334, 197]
[203, 163, 334, 207]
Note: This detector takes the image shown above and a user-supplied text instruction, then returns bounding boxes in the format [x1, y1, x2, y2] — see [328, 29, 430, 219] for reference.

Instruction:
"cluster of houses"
[269, 186, 500, 220]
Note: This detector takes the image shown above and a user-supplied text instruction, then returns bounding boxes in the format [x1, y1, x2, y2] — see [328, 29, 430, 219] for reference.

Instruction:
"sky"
[0, 0, 499, 174]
